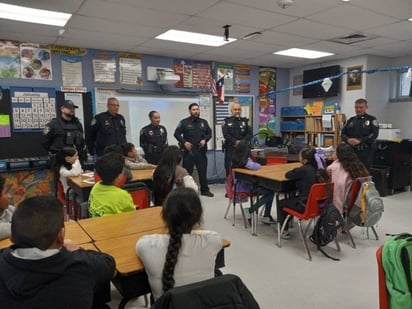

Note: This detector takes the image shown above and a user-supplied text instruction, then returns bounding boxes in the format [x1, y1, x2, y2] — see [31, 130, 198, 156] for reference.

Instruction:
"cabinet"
[280, 113, 346, 148]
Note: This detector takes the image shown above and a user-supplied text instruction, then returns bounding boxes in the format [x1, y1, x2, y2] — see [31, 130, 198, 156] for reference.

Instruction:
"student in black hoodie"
[0, 196, 115, 308]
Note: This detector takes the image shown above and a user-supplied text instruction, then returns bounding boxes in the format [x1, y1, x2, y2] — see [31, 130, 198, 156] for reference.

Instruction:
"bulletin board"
[0, 88, 92, 159]
[213, 95, 254, 150]
[94, 88, 214, 149]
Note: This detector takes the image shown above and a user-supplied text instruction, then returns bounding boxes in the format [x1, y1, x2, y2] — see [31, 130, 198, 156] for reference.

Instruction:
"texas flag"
[216, 76, 225, 104]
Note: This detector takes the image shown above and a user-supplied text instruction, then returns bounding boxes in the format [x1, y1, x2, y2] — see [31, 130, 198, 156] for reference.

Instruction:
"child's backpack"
[348, 176, 384, 227]
[382, 233, 412, 309]
[309, 182, 344, 261]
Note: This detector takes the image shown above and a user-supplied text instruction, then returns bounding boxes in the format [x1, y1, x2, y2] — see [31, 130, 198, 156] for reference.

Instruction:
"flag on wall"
[216, 76, 225, 104]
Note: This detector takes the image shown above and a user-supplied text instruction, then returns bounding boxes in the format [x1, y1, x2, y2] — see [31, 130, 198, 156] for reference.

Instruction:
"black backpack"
[309, 182, 344, 261]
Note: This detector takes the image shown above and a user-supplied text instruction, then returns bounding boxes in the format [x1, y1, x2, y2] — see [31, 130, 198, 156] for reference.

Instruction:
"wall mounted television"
[302, 65, 341, 98]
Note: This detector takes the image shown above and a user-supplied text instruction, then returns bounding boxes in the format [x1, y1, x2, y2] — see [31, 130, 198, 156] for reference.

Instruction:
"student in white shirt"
[136, 188, 222, 300]
[55, 147, 83, 199]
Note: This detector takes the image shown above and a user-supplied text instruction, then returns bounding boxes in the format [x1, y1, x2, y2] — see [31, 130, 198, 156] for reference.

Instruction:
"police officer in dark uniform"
[140, 111, 168, 164]
[42, 100, 86, 165]
[87, 97, 127, 157]
[341, 98, 379, 169]
[174, 103, 213, 197]
[222, 102, 253, 177]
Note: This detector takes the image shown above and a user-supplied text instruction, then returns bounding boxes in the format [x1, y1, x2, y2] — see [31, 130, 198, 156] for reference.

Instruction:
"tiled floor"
[109, 184, 411, 308]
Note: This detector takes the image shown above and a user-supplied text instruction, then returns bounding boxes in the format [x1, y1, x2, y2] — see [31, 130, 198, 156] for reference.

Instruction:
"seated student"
[0, 175, 14, 240]
[102, 144, 132, 183]
[277, 147, 329, 239]
[55, 146, 84, 197]
[88, 152, 136, 217]
[136, 188, 222, 300]
[231, 141, 276, 224]
[121, 142, 155, 170]
[152, 145, 198, 206]
[0, 196, 115, 308]
[327, 143, 369, 214]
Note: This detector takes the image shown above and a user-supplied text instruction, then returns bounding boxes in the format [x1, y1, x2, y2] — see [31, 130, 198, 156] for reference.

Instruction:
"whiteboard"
[94, 89, 213, 149]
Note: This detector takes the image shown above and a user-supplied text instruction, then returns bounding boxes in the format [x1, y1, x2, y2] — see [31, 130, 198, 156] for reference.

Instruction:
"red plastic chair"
[376, 245, 389, 309]
[266, 156, 287, 165]
[224, 169, 256, 228]
[278, 183, 339, 261]
[121, 182, 151, 210]
[343, 177, 379, 248]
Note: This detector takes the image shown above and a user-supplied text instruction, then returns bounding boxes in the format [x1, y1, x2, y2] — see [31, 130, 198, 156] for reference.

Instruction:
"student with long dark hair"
[327, 143, 369, 214]
[136, 188, 222, 300]
[0, 175, 14, 240]
[152, 146, 197, 206]
[55, 146, 83, 197]
[277, 147, 330, 239]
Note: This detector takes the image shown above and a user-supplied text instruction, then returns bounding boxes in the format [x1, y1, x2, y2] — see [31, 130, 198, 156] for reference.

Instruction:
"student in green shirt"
[89, 152, 135, 217]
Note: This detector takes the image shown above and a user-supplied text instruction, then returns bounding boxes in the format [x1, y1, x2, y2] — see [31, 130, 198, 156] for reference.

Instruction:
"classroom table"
[0, 220, 92, 249]
[77, 208, 230, 309]
[233, 162, 301, 235]
[78, 207, 165, 241]
[67, 168, 155, 198]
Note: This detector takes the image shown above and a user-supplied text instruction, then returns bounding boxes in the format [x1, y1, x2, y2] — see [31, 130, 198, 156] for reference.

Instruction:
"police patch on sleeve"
[373, 120, 378, 127]
[43, 126, 50, 135]
[90, 118, 96, 126]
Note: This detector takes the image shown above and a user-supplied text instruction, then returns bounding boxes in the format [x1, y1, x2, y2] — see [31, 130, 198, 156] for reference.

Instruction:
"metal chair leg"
[223, 200, 231, 219]
[334, 238, 341, 252]
[297, 220, 312, 261]
[277, 214, 291, 248]
[239, 202, 249, 228]
[346, 228, 356, 248]
[370, 226, 379, 240]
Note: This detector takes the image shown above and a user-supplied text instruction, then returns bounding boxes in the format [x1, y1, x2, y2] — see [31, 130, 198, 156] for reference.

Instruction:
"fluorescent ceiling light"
[156, 29, 236, 47]
[0, 2, 71, 27]
[408, 18, 412, 22]
[274, 48, 334, 59]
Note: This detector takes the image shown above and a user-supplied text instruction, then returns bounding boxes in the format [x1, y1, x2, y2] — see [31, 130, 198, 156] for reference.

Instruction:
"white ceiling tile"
[367, 21, 412, 41]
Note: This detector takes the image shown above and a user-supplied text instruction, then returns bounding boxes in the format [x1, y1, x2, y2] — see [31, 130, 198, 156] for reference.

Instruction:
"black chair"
[152, 274, 260, 309]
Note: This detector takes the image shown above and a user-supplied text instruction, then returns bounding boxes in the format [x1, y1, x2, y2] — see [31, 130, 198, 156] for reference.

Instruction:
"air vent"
[329, 33, 376, 44]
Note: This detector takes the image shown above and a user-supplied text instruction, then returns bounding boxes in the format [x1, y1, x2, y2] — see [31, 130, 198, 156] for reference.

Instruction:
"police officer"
[222, 102, 253, 176]
[174, 103, 213, 197]
[87, 97, 127, 157]
[341, 98, 379, 169]
[42, 100, 86, 164]
[139, 111, 168, 164]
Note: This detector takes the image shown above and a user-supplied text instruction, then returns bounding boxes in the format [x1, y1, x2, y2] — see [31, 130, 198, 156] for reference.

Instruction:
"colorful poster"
[173, 59, 193, 88]
[192, 61, 212, 88]
[234, 64, 250, 93]
[49, 45, 87, 56]
[20, 43, 52, 80]
[0, 40, 20, 78]
[92, 51, 116, 83]
[119, 52, 142, 86]
[258, 67, 277, 135]
[61, 55, 83, 86]
[217, 63, 234, 91]
[0, 114, 11, 137]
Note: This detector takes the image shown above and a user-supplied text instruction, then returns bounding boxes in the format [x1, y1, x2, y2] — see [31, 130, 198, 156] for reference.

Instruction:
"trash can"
[370, 165, 391, 197]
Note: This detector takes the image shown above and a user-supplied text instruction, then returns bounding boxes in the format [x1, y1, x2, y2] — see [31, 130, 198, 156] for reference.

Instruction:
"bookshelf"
[280, 113, 346, 148]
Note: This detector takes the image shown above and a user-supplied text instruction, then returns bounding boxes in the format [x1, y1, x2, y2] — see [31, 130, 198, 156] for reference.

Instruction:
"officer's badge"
[160, 128, 164, 134]
[373, 120, 378, 126]
[43, 126, 50, 135]
[90, 118, 96, 126]
[228, 123, 232, 127]
[148, 130, 154, 136]
[242, 121, 245, 126]
[201, 123, 204, 128]
[120, 120, 125, 126]
[104, 120, 110, 126]
[365, 120, 370, 126]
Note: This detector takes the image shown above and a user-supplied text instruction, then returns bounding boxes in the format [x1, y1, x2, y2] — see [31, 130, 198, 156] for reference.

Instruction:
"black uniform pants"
[356, 147, 373, 171]
[146, 152, 162, 165]
[182, 149, 209, 193]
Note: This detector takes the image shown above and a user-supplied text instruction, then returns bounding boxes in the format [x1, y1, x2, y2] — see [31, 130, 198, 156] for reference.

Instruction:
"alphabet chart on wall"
[10, 87, 56, 132]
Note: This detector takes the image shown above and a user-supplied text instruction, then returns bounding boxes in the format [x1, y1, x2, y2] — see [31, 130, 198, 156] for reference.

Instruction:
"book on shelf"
[322, 134, 335, 147]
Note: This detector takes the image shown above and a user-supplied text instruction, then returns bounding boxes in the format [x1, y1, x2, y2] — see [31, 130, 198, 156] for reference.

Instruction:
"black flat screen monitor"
[302, 65, 341, 98]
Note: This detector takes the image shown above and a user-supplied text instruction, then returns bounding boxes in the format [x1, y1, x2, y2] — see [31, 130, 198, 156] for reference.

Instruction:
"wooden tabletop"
[233, 162, 301, 181]
[68, 167, 155, 189]
[78, 207, 165, 242]
[0, 220, 92, 249]
[95, 229, 231, 275]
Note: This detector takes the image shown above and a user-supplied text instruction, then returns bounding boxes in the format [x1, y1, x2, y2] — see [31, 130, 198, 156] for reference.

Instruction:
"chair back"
[56, 181, 67, 205]
[346, 178, 363, 212]
[266, 156, 287, 165]
[121, 182, 151, 209]
[302, 182, 334, 219]
[153, 274, 260, 309]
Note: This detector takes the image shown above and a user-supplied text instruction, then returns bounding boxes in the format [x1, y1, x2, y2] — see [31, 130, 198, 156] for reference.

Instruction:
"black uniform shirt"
[139, 124, 168, 154]
[174, 116, 212, 150]
[222, 116, 253, 148]
[341, 113, 379, 146]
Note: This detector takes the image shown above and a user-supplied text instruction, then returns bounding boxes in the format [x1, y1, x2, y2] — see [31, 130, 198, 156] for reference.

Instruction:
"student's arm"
[0, 223, 11, 240]
[245, 157, 261, 170]
[285, 165, 306, 180]
[59, 160, 83, 178]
